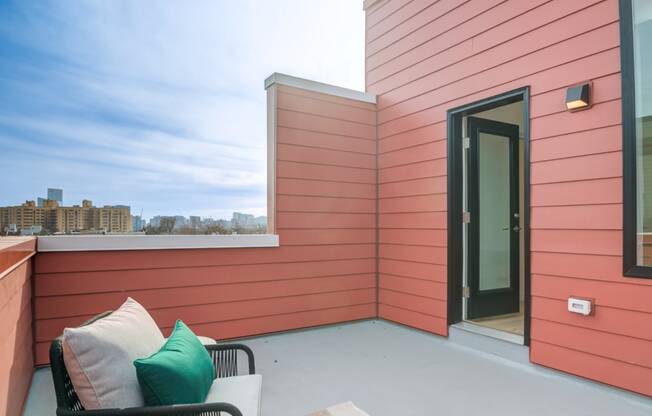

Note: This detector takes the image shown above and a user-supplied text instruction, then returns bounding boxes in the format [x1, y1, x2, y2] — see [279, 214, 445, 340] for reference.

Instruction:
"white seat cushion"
[204, 375, 262, 416]
[62, 297, 165, 409]
[165, 335, 216, 345]
[197, 335, 217, 345]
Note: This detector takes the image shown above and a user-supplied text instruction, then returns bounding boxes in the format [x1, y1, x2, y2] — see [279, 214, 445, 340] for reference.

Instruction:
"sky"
[0, 1, 365, 220]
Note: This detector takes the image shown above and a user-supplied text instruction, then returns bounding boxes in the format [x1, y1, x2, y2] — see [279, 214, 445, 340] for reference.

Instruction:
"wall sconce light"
[566, 82, 591, 111]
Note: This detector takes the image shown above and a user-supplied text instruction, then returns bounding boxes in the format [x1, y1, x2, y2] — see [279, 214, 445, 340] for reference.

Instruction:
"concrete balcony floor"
[25, 320, 652, 416]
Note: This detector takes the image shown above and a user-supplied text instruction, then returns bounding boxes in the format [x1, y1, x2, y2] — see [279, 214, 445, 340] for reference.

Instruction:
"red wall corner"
[0, 237, 36, 416]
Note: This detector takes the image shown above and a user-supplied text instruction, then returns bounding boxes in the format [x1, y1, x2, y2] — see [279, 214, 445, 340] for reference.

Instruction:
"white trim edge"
[0, 252, 35, 280]
[363, 0, 387, 11]
[266, 82, 277, 234]
[264, 72, 376, 104]
[37, 234, 280, 252]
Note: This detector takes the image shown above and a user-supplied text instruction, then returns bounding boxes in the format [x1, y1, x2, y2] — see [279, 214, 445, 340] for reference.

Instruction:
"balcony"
[22, 321, 652, 415]
[2, 73, 652, 416]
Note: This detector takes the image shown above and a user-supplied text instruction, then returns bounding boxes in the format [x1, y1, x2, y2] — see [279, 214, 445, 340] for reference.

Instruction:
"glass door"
[466, 117, 520, 319]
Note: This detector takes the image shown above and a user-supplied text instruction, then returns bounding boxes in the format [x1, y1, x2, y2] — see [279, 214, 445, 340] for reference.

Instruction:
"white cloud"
[0, 0, 365, 219]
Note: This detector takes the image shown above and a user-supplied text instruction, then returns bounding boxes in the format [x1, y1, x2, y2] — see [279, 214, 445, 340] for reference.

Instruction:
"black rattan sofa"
[49, 312, 256, 416]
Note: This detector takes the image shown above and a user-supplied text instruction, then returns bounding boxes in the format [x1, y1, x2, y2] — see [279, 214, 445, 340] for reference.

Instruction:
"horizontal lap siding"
[0, 239, 36, 416]
[31, 85, 378, 366]
[367, 0, 652, 396]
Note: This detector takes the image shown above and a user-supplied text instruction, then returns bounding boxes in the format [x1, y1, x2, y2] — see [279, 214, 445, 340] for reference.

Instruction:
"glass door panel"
[478, 132, 511, 291]
[466, 117, 520, 319]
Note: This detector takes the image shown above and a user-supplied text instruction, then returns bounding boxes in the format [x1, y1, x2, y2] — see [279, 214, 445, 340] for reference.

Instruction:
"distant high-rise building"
[132, 215, 145, 231]
[47, 188, 63, 203]
[37, 197, 47, 207]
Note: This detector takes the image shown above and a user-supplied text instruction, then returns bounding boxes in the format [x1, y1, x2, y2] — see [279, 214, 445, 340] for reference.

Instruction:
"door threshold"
[453, 321, 524, 345]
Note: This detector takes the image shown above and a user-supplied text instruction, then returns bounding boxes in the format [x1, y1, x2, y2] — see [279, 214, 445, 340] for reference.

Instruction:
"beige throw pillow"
[62, 297, 165, 410]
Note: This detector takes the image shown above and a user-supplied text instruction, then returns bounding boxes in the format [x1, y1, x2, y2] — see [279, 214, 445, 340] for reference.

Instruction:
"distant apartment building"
[0, 199, 131, 234]
[0, 200, 57, 232]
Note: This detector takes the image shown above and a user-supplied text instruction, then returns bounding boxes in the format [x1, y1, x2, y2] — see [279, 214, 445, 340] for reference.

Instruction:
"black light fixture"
[566, 82, 591, 111]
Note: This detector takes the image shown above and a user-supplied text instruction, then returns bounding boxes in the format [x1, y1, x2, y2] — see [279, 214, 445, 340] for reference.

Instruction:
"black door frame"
[446, 87, 531, 345]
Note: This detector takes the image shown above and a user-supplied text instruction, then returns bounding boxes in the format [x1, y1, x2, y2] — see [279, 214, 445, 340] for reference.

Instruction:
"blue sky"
[0, 1, 365, 220]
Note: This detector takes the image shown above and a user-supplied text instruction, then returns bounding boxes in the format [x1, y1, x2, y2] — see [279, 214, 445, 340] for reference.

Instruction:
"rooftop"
[24, 320, 652, 416]
[3, 1, 652, 409]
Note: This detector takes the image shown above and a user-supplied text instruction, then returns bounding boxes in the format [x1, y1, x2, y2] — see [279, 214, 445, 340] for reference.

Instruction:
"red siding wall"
[366, 0, 652, 396]
[32, 84, 377, 366]
[0, 238, 36, 416]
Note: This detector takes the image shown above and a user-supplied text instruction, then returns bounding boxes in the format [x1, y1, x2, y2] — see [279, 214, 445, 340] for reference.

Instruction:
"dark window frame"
[620, 0, 652, 278]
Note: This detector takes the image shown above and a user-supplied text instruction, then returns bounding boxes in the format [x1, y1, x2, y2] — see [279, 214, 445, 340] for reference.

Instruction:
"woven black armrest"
[55, 401, 243, 416]
[205, 343, 256, 377]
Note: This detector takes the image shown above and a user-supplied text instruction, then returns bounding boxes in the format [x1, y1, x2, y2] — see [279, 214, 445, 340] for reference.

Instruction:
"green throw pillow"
[134, 320, 216, 406]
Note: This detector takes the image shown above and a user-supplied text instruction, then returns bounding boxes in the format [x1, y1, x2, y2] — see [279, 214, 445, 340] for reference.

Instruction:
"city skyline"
[1, 184, 267, 221]
[1, 187, 267, 222]
[2, 189, 267, 225]
[1, 188, 267, 236]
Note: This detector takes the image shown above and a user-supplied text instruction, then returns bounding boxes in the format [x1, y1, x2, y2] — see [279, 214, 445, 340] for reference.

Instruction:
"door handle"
[513, 226, 521, 232]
